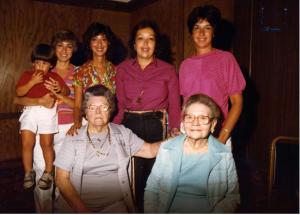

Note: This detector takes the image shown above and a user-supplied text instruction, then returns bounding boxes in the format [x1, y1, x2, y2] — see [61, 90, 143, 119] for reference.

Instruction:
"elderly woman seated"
[144, 93, 240, 213]
[54, 84, 161, 213]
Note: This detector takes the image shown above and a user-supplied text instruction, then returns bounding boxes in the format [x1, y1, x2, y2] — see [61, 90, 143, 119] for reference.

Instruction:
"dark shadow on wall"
[214, 18, 236, 51]
[156, 33, 175, 64]
[213, 17, 265, 213]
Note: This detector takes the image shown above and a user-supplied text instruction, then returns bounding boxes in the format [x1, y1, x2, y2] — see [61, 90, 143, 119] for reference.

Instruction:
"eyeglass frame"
[183, 114, 215, 125]
[86, 104, 111, 112]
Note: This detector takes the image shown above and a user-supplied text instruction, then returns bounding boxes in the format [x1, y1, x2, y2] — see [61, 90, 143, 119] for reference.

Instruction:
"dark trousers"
[122, 111, 165, 213]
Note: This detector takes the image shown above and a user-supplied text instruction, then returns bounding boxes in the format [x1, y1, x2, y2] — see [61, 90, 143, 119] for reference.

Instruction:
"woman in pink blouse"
[113, 20, 181, 212]
[179, 5, 246, 146]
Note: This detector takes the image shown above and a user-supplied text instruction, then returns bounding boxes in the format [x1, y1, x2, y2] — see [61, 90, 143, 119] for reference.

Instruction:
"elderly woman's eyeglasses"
[183, 114, 214, 125]
[87, 104, 110, 112]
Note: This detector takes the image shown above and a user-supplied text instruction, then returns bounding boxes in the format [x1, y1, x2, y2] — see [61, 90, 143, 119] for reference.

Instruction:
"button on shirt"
[114, 58, 181, 129]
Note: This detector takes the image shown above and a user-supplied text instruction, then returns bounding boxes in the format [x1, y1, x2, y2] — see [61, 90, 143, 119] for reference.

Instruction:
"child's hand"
[30, 70, 44, 85]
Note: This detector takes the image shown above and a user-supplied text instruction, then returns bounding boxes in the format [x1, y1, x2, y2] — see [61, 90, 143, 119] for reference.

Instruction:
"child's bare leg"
[40, 134, 54, 173]
[21, 130, 36, 172]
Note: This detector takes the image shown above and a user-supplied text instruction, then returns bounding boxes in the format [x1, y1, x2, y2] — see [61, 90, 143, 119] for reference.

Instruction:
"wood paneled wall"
[0, 0, 235, 161]
[0, 0, 130, 114]
[130, 0, 234, 69]
[234, 0, 299, 170]
[0, 0, 130, 161]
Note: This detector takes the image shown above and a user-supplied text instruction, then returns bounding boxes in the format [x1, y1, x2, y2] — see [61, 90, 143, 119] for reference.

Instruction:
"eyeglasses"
[87, 104, 110, 112]
[183, 114, 214, 125]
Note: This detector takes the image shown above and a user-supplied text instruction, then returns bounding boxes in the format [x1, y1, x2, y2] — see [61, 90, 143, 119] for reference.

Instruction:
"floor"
[0, 158, 298, 213]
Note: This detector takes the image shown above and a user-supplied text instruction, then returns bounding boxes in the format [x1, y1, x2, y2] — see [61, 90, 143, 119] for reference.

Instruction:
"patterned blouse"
[73, 60, 116, 94]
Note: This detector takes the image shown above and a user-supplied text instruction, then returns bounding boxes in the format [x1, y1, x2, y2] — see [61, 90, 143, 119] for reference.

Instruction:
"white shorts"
[19, 105, 58, 134]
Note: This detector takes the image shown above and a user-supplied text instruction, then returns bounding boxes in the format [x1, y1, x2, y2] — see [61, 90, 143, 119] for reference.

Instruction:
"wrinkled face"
[192, 19, 214, 52]
[33, 60, 52, 74]
[90, 34, 109, 58]
[55, 41, 73, 63]
[182, 103, 217, 141]
[134, 27, 156, 61]
[85, 96, 111, 128]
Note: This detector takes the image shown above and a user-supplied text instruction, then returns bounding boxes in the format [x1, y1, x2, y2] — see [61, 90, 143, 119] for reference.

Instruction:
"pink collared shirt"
[179, 49, 246, 120]
[113, 58, 181, 129]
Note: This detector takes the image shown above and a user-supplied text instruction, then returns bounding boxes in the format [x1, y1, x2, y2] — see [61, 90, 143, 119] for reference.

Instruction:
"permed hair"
[31, 43, 56, 66]
[51, 30, 78, 52]
[187, 5, 221, 34]
[182, 93, 221, 119]
[82, 84, 116, 116]
[82, 22, 117, 61]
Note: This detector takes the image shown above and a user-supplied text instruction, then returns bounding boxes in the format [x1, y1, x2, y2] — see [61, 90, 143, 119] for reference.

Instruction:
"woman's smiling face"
[183, 102, 217, 141]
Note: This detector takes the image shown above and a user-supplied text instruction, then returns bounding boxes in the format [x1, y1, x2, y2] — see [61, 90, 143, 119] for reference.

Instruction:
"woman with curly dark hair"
[113, 20, 181, 212]
[68, 22, 125, 135]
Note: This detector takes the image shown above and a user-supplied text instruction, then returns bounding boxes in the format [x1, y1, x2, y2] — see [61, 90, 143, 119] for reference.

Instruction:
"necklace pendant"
[136, 97, 142, 104]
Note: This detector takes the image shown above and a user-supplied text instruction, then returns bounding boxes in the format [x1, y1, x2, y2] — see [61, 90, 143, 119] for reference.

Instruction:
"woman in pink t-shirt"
[179, 5, 246, 145]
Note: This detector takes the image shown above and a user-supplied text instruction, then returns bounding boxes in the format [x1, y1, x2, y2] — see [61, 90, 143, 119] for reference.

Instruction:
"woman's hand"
[67, 121, 82, 136]
[44, 77, 62, 94]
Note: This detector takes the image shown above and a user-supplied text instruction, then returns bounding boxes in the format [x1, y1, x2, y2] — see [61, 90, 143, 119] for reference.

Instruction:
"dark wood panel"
[0, 119, 21, 162]
[34, 0, 159, 12]
[247, 0, 299, 169]
[0, 0, 130, 114]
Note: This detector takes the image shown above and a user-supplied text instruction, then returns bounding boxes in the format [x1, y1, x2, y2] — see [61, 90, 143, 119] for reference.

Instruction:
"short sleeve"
[119, 125, 144, 155]
[73, 68, 83, 88]
[54, 135, 76, 172]
[225, 53, 246, 95]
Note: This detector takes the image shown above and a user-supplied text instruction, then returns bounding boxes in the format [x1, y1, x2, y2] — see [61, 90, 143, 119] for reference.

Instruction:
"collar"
[131, 57, 158, 68]
[163, 134, 229, 154]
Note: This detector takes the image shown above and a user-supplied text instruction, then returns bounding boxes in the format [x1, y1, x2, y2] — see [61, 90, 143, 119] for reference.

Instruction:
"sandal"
[38, 171, 53, 190]
[24, 170, 36, 189]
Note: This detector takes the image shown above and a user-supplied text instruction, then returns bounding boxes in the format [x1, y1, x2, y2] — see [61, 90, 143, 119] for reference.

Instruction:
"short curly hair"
[51, 30, 78, 52]
[187, 5, 221, 34]
[82, 84, 116, 116]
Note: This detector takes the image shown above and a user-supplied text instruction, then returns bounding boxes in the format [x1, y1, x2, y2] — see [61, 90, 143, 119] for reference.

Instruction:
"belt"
[124, 109, 166, 114]
[124, 109, 167, 139]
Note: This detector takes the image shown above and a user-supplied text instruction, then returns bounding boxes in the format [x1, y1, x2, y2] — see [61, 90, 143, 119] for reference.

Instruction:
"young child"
[16, 43, 69, 190]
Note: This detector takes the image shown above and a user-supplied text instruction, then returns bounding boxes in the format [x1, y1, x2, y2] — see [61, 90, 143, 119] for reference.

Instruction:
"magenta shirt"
[113, 58, 181, 129]
[179, 49, 246, 119]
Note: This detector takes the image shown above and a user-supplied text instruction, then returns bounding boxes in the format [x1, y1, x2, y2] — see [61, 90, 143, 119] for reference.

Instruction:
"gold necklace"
[87, 127, 111, 157]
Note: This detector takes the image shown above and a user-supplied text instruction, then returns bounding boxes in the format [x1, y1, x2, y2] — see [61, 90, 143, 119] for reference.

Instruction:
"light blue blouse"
[169, 153, 211, 213]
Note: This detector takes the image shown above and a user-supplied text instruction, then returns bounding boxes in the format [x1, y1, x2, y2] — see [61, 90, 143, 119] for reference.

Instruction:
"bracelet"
[222, 128, 230, 133]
